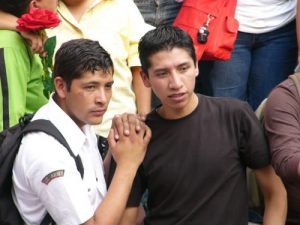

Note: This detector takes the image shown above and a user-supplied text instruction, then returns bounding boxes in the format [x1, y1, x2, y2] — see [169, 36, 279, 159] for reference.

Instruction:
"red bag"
[173, 0, 239, 61]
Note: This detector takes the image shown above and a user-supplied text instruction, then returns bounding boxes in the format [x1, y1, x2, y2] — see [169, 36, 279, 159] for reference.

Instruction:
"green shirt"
[0, 30, 48, 131]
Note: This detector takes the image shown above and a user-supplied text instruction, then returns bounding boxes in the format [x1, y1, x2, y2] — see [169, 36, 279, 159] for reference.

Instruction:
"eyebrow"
[154, 62, 190, 71]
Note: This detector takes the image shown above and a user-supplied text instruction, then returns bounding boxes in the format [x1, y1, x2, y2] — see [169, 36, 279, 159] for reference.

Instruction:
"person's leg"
[198, 32, 252, 101]
[248, 21, 297, 110]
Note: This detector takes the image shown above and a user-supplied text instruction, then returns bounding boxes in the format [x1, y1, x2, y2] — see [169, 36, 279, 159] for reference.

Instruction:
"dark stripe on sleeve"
[0, 48, 9, 130]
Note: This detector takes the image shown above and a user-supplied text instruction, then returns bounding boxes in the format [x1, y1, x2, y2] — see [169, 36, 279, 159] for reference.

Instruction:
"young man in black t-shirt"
[111, 25, 287, 225]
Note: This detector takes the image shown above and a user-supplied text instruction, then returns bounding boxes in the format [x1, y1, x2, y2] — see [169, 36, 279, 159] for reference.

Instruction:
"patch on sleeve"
[42, 170, 65, 185]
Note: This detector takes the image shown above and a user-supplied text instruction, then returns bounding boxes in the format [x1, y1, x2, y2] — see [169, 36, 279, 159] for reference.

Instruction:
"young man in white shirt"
[12, 38, 151, 225]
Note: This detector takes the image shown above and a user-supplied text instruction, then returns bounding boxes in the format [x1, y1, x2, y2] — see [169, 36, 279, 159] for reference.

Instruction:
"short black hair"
[0, 0, 30, 17]
[138, 25, 196, 76]
[53, 39, 114, 91]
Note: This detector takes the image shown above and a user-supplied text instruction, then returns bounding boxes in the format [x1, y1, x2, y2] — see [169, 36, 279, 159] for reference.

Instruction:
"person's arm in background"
[264, 82, 300, 183]
[297, 0, 300, 63]
[254, 166, 287, 225]
[131, 66, 151, 115]
[0, 10, 17, 29]
[126, 0, 153, 114]
[0, 10, 46, 54]
[241, 101, 287, 225]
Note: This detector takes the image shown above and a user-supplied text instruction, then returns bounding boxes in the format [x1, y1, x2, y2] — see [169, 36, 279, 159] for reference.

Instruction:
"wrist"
[116, 162, 140, 175]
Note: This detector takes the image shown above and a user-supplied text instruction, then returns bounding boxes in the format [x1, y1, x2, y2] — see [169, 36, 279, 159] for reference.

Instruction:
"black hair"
[138, 25, 196, 76]
[0, 0, 30, 17]
[53, 39, 114, 91]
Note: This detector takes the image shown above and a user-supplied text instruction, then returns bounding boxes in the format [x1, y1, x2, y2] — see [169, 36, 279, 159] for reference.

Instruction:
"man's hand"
[108, 113, 151, 170]
[20, 31, 48, 56]
[111, 113, 146, 140]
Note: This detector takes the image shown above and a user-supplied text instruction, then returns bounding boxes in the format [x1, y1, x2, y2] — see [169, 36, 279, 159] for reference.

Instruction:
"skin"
[54, 70, 152, 225]
[141, 47, 199, 119]
[55, 70, 114, 128]
[31, 0, 58, 12]
[118, 47, 287, 225]
[132, 66, 151, 115]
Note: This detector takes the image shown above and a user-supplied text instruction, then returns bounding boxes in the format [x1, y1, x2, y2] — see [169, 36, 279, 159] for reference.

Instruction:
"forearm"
[92, 164, 138, 225]
[0, 10, 18, 30]
[131, 67, 151, 114]
[262, 190, 287, 225]
[255, 166, 287, 225]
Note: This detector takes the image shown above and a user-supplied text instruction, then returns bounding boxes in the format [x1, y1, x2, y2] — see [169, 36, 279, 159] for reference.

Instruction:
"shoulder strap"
[22, 120, 84, 225]
[22, 119, 84, 178]
[289, 72, 300, 97]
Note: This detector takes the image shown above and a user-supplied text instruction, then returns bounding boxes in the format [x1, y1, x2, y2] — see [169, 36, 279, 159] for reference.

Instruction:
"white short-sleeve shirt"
[12, 96, 107, 225]
[236, 0, 296, 33]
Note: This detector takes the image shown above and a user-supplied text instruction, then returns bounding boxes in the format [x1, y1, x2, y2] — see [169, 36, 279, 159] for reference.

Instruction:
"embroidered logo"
[42, 170, 65, 185]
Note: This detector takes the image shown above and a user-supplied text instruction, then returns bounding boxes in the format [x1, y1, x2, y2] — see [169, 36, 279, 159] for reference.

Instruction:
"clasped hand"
[108, 113, 151, 170]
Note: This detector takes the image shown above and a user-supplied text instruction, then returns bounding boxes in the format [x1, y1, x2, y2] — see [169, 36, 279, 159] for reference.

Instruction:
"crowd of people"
[0, 0, 299, 224]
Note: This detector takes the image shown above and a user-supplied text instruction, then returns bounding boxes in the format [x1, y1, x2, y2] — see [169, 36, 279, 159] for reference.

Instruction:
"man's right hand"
[108, 113, 151, 170]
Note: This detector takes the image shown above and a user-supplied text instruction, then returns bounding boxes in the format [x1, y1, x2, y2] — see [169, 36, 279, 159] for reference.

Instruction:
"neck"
[158, 93, 199, 120]
[63, 0, 94, 22]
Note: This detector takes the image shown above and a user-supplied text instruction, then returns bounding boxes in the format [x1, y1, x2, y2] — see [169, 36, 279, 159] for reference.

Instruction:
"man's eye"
[105, 83, 113, 89]
[85, 85, 95, 91]
[156, 71, 167, 77]
[179, 66, 188, 72]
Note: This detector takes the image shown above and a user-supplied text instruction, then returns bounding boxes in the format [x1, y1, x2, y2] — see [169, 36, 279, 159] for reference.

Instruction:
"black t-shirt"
[112, 94, 270, 225]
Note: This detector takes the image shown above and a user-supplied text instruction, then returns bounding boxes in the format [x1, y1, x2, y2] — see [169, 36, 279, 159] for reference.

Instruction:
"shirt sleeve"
[123, 0, 153, 68]
[1, 42, 29, 129]
[239, 101, 270, 169]
[20, 133, 94, 224]
[264, 79, 300, 183]
[0, 35, 47, 130]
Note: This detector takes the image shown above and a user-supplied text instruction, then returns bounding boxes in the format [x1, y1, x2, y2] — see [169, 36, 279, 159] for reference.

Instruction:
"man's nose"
[169, 73, 183, 89]
[95, 88, 108, 104]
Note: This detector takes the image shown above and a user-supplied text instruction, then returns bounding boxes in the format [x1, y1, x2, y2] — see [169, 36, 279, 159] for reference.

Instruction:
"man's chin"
[88, 117, 103, 126]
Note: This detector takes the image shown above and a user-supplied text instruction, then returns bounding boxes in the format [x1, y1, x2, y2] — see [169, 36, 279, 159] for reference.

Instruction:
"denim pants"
[197, 20, 297, 110]
[134, 0, 182, 27]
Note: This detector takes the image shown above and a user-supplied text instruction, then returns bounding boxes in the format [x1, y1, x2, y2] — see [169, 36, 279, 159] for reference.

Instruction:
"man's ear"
[140, 70, 151, 88]
[195, 64, 199, 77]
[54, 76, 68, 99]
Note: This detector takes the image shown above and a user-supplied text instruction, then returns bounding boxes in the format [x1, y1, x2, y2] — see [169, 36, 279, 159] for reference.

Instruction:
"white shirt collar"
[33, 95, 96, 157]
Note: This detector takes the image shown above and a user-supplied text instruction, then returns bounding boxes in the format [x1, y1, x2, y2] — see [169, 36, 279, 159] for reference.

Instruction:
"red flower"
[16, 8, 61, 32]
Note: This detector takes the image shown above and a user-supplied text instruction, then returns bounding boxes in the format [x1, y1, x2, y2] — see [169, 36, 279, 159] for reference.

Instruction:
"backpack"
[247, 72, 300, 223]
[0, 114, 84, 225]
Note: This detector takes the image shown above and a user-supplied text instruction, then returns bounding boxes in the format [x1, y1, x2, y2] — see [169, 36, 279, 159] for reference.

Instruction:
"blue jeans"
[197, 20, 297, 110]
[134, 0, 182, 26]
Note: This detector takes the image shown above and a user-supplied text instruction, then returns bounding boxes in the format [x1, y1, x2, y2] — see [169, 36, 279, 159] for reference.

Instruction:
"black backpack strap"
[22, 119, 84, 178]
[22, 119, 85, 225]
[40, 212, 55, 225]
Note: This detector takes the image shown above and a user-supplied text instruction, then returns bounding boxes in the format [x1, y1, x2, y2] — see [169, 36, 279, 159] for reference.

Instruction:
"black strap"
[22, 119, 84, 178]
[21, 119, 85, 225]
[40, 212, 55, 225]
[0, 48, 9, 130]
[97, 135, 109, 159]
